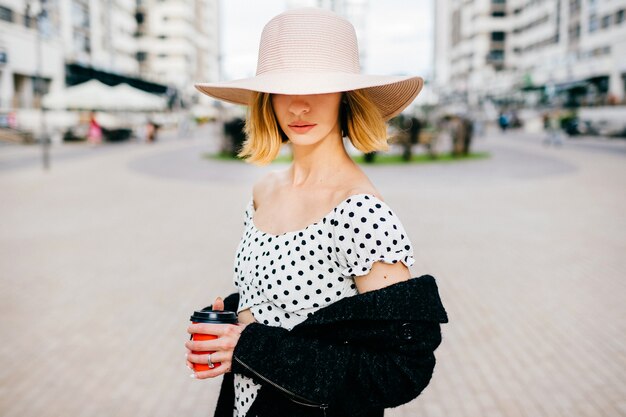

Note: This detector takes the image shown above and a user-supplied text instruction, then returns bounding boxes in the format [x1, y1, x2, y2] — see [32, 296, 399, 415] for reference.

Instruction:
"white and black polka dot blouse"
[231, 193, 415, 417]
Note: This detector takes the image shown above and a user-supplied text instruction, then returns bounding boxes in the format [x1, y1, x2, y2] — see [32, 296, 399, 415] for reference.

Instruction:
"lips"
[288, 122, 316, 127]
[288, 122, 317, 134]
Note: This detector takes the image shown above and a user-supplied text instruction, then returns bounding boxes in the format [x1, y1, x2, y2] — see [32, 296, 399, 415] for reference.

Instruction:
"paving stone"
[0, 127, 624, 416]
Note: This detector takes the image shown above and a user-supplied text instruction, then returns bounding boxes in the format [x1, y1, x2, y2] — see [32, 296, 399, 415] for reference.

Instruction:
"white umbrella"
[110, 84, 167, 111]
[43, 80, 167, 111]
[42, 79, 116, 110]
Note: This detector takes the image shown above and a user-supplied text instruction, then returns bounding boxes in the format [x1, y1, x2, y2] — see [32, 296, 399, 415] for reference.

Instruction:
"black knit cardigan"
[212, 275, 449, 417]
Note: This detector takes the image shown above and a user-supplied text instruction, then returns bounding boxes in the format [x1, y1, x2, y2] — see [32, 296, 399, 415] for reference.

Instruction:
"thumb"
[213, 297, 225, 311]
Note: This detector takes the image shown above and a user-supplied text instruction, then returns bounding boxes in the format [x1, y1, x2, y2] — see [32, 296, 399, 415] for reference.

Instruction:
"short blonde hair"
[239, 89, 388, 165]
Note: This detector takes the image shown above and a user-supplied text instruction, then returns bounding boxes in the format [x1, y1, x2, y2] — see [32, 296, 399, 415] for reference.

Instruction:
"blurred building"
[135, 0, 220, 106]
[434, 0, 626, 109]
[0, 0, 64, 109]
[58, 0, 139, 74]
[0, 0, 220, 113]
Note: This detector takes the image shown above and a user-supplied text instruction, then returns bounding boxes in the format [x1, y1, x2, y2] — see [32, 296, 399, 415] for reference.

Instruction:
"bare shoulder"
[337, 166, 383, 202]
[252, 169, 288, 208]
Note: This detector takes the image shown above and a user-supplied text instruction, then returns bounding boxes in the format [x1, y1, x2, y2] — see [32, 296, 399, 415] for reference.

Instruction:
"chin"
[287, 135, 325, 147]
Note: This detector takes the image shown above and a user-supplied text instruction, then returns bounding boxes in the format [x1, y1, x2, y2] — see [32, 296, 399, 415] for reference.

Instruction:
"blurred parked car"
[562, 117, 596, 136]
[63, 124, 133, 142]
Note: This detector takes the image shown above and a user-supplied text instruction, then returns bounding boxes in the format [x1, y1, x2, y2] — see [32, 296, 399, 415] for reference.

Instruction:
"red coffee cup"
[190, 309, 238, 372]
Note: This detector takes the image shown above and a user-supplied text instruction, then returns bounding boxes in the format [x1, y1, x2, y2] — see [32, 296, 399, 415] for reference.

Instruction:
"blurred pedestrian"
[146, 120, 159, 143]
[461, 116, 474, 156]
[186, 8, 447, 417]
[87, 112, 102, 146]
[178, 112, 192, 139]
[498, 111, 509, 132]
[223, 117, 246, 157]
[401, 115, 422, 161]
[543, 110, 564, 146]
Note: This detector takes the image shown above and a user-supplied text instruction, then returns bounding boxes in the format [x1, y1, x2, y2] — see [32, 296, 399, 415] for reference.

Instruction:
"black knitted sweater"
[212, 274, 449, 417]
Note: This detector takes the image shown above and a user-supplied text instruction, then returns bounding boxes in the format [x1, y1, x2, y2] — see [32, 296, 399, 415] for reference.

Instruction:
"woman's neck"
[288, 131, 353, 188]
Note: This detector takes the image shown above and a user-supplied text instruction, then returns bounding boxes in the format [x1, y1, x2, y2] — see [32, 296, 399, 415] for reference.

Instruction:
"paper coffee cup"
[190, 309, 238, 372]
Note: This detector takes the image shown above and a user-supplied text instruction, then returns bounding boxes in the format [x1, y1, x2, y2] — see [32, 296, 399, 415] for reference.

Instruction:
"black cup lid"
[190, 309, 238, 324]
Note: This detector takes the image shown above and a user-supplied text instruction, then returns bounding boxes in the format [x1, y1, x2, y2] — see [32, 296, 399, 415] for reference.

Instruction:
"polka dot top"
[231, 193, 415, 417]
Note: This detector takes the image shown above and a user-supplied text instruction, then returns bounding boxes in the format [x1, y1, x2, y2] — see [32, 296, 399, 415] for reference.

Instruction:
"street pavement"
[1, 126, 625, 417]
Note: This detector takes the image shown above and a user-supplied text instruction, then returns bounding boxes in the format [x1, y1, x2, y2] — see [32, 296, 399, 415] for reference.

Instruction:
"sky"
[220, 0, 434, 81]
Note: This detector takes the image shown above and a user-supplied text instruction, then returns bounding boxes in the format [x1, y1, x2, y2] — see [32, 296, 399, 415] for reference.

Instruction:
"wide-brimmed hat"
[194, 8, 423, 120]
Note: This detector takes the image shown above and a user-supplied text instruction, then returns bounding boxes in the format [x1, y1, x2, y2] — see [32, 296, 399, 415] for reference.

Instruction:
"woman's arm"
[354, 261, 411, 293]
[231, 319, 441, 415]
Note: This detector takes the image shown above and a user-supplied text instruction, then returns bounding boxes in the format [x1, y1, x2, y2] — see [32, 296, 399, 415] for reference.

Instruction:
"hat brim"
[194, 72, 423, 120]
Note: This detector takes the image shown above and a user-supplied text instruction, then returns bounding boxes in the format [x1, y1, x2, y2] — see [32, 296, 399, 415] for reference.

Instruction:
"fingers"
[186, 350, 229, 366]
[186, 350, 232, 379]
[192, 361, 232, 379]
[213, 297, 224, 311]
[185, 334, 237, 353]
[187, 323, 243, 337]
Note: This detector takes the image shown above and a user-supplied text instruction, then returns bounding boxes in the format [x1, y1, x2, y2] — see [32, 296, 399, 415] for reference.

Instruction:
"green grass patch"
[352, 151, 491, 165]
[203, 151, 490, 165]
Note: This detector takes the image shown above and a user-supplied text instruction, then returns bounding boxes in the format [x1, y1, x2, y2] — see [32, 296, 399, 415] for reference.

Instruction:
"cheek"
[320, 95, 342, 124]
[271, 97, 288, 126]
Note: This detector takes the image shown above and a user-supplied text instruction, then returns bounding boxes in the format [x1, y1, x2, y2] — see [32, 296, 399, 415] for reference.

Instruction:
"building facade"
[435, 0, 626, 108]
[0, 0, 65, 109]
[135, 0, 219, 105]
[0, 0, 220, 112]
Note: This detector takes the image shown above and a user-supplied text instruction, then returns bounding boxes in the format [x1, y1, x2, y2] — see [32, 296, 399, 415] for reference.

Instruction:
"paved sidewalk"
[0, 129, 624, 417]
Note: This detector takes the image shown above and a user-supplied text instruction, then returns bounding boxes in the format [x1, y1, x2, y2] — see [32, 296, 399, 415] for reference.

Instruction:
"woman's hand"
[185, 297, 255, 379]
[186, 321, 249, 379]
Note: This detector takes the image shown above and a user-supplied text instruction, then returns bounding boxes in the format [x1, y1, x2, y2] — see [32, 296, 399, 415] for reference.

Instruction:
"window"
[451, 10, 461, 46]
[71, 1, 89, 29]
[492, 11, 506, 17]
[0, 5, 13, 22]
[617, 9, 625, 24]
[569, 23, 581, 42]
[73, 32, 90, 54]
[589, 15, 599, 32]
[488, 50, 505, 60]
[601, 15, 611, 29]
[491, 31, 506, 41]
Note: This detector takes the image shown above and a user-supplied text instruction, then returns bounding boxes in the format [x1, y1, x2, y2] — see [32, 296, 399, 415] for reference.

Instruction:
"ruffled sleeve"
[330, 194, 415, 277]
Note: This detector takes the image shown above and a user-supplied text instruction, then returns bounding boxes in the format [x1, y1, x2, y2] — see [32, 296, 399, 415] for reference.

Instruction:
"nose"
[287, 96, 310, 116]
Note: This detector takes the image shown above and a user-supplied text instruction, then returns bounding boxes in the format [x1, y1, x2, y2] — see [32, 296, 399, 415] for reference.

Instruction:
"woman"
[87, 112, 102, 146]
[185, 8, 448, 417]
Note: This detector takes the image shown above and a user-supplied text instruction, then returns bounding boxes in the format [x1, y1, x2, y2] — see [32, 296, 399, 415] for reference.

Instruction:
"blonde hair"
[239, 89, 388, 165]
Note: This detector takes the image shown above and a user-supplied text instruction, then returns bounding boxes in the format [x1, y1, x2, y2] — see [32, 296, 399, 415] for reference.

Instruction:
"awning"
[43, 80, 167, 111]
[65, 62, 169, 95]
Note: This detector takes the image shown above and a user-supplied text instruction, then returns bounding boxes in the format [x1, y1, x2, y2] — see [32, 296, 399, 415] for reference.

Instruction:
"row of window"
[136, 52, 193, 62]
[569, 0, 582, 14]
[589, 9, 625, 33]
[514, 34, 559, 54]
[579, 45, 611, 59]
[513, 13, 550, 33]
[512, 0, 549, 15]
[0, 5, 41, 29]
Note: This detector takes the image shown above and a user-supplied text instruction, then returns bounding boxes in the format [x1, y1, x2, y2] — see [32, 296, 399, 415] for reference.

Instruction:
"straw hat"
[194, 8, 423, 120]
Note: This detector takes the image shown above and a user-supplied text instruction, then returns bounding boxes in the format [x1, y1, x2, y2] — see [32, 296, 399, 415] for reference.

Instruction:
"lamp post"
[28, 0, 50, 170]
